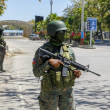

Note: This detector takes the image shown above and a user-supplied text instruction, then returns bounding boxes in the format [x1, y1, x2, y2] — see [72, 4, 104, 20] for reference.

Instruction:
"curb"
[66, 44, 96, 49]
[78, 45, 96, 49]
[95, 43, 110, 45]
[64, 43, 96, 49]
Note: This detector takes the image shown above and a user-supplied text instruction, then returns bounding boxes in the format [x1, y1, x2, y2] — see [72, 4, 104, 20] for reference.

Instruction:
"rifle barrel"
[88, 70, 101, 76]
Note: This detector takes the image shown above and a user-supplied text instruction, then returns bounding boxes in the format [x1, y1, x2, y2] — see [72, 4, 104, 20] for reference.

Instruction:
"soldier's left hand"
[74, 70, 81, 78]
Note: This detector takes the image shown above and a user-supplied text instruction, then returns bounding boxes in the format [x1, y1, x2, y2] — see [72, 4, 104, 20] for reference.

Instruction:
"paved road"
[73, 45, 110, 110]
[0, 37, 110, 110]
[1, 38, 44, 110]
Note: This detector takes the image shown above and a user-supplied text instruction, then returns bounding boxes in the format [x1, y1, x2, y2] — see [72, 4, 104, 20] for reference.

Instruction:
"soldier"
[0, 27, 6, 72]
[32, 20, 81, 110]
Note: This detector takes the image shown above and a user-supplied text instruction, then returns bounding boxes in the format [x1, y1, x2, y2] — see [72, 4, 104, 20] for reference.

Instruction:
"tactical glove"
[74, 70, 81, 78]
[48, 59, 64, 68]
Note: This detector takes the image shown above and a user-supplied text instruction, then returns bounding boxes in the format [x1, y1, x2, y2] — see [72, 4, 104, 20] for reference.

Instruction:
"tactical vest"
[42, 43, 76, 91]
[0, 35, 6, 46]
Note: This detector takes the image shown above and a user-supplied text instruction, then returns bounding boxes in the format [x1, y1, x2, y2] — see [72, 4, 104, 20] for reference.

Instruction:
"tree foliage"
[45, 13, 62, 25]
[28, 19, 35, 31]
[105, 14, 110, 29]
[0, 0, 7, 16]
[28, 19, 35, 24]
[33, 0, 110, 40]
[85, 0, 110, 39]
[34, 13, 62, 32]
[63, 0, 84, 33]
[36, 20, 46, 32]
[63, 0, 110, 40]
[4, 25, 23, 30]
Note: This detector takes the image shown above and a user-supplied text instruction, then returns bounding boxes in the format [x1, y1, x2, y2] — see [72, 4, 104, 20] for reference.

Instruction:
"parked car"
[29, 34, 40, 40]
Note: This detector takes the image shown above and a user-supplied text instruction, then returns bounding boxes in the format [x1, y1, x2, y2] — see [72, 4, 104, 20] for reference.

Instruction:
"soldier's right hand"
[48, 59, 64, 68]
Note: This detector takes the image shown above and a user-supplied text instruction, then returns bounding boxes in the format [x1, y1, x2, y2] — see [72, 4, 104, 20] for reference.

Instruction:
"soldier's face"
[57, 30, 66, 42]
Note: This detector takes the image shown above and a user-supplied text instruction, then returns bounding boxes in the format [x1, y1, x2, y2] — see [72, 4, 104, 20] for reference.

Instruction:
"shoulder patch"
[32, 59, 36, 64]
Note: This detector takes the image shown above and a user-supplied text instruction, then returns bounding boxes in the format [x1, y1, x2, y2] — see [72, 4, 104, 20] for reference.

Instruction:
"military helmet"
[47, 20, 67, 36]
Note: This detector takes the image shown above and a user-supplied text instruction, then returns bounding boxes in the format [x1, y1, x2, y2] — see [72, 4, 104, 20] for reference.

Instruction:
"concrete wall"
[23, 28, 32, 38]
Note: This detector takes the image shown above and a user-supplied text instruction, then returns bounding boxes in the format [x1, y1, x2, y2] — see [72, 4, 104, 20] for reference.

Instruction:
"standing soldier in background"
[0, 27, 6, 72]
[32, 20, 81, 110]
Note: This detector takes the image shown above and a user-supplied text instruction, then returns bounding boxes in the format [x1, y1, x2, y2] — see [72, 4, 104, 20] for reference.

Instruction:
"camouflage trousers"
[38, 87, 76, 110]
[0, 49, 5, 71]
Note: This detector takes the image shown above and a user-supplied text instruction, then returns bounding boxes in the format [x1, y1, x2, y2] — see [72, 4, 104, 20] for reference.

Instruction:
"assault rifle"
[39, 48, 101, 77]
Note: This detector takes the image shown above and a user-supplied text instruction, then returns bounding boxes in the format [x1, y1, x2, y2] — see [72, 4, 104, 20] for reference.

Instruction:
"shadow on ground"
[74, 79, 110, 110]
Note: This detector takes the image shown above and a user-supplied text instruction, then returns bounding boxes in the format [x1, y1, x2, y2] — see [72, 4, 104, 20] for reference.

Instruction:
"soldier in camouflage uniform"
[32, 20, 81, 110]
[0, 27, 6, 72]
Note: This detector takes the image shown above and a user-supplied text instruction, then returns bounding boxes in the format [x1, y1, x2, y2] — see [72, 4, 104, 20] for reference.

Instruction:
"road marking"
[17, 72, 25, 110]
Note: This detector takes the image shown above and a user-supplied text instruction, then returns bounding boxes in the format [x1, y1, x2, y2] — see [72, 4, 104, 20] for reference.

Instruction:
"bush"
[86, 32, 90, 40]
[83, 40, 89, 45]
[83, 39, 95, 45]
[91, 39, 95, 45]
[73, 35, 81, 42]
[84, 32, 95, 45]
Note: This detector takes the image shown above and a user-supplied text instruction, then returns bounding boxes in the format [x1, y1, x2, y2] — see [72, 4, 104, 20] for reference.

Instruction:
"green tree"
[4, 25, 23, 30]
[28, 19, 35, 24]
[45, 13, 62, 25]
[84, 0, 110, 40]
[0, 0, 7, 16]
[105, 13, 110, 29]
[63, 0, 83, 33]
[36, 20, 46, 32]
[28, 14, 62, 33]
[28, 19, 35, 31]
[66, 0, 110, 40]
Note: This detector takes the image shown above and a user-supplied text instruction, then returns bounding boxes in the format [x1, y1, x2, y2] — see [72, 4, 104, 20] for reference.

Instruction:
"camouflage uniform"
[32, 42, 76, 110]
[0, 28, 6, 72]
[32, 20, 78, 110]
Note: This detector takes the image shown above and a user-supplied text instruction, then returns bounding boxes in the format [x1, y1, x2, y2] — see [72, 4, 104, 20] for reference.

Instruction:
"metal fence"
[104, 32, 110, 39]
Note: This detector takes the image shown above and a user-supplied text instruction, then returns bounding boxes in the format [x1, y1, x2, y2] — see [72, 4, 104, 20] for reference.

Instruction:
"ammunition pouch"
[42, 69, 76, 91]
[42, 72, 52, 91]
[42, 43, 76, 91]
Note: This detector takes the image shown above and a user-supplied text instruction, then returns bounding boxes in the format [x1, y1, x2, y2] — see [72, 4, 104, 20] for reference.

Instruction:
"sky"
[0, 0, 73, 22]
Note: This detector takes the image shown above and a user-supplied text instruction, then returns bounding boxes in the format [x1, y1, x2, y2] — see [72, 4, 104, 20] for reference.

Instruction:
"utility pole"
[50, 0, 53, 13]
[81, 0, 84, 45]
